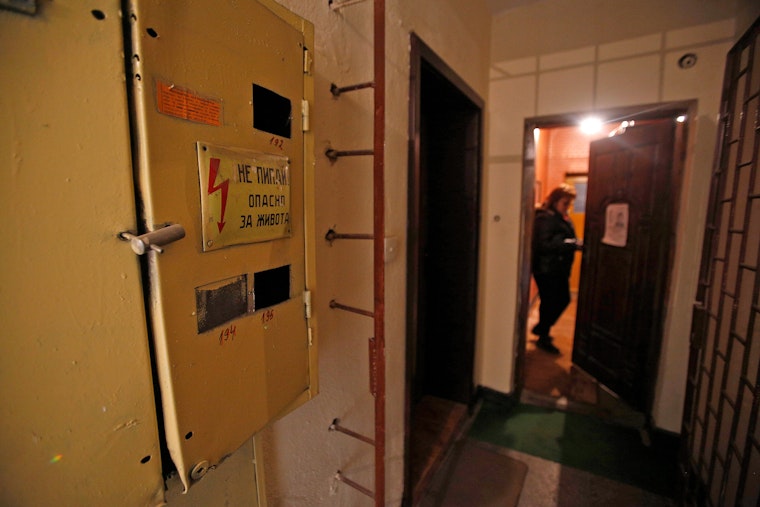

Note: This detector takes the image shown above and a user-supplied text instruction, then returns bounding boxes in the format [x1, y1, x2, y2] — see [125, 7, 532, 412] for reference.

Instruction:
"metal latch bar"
[118, 224, 185, 255]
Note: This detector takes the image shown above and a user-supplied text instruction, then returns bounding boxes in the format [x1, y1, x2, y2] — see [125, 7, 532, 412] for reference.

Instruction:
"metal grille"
[682, 18, 760, 507]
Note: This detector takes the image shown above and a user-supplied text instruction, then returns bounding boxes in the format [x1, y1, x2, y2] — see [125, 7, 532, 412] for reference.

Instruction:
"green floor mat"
[468, 399, 679, 498]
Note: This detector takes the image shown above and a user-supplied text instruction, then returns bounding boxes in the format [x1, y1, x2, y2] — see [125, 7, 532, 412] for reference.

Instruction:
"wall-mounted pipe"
[326, 1, 386, 504]
[325, 148, 374, 162]
[329, 300, 374, 318]
[325, 228, 374, 244]
[329, 419, 376, 446]
[372, 1, 386, 506]
[329, 0, 371, 10]
[335, 471, 374, 498]
[331, 81, 375, 97]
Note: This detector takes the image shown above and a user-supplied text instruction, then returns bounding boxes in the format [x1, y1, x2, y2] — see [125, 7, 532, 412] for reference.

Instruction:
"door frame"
[515, 101, 695, 414]
[404, 32, 484, 503]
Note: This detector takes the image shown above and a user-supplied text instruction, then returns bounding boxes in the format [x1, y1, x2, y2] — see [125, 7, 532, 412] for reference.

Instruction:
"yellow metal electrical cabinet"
[126, 0, 317, 490]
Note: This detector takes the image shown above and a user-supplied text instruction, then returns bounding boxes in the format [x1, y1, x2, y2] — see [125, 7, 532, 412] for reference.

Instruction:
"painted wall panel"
[489, 76, 537, 156]
[126, 0, 317, 490]
[596, 55, 661, 109]
[0, 2, 164, 505]
[537, 65, 594, 115]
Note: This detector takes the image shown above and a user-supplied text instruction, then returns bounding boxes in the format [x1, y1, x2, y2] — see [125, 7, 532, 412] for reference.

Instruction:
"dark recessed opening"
[195, 275, 248, 334]
[254, 265, 290, 310]
[252, 84, 292, 139]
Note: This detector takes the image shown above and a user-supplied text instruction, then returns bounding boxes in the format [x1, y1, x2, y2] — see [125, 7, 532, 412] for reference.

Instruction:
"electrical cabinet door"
[126, 0, 316, 490]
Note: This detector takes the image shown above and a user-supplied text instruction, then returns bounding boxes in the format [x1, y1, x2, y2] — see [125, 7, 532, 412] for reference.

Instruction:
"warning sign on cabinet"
[198, 142, 291, 251]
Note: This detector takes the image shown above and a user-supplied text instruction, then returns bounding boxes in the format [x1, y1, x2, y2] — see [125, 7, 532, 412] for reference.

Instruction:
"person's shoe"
[536, 337, 560, 355]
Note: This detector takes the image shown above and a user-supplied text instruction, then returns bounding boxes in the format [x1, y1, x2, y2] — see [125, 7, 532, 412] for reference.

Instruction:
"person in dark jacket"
[531, 184, 583, 354]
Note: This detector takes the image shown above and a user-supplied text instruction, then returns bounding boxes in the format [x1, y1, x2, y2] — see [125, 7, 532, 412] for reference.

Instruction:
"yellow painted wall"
[0, 1, 296, 505]
[568, 212, 584, 292]
[0, 2, 164, 504]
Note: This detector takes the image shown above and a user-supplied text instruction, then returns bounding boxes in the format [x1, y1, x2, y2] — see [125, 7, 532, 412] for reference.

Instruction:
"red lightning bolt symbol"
[207, 157, 229, 232]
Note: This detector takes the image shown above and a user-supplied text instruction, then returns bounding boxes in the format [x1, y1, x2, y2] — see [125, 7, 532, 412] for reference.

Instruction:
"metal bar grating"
[683, 17, 760, 507]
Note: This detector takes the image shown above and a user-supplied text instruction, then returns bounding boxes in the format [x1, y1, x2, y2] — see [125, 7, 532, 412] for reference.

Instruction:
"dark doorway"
[517, 103, 692, 420]
[405, 34, 483, 504]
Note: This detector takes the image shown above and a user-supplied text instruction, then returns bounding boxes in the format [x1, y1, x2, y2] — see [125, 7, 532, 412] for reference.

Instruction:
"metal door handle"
[119, 224, 186, 255]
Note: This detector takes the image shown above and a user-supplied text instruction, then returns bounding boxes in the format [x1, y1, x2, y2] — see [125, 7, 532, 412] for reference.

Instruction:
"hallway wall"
[5, 0, 757, 504]
[257, 2, 491, 504]
[1, 0, 491, 505]
[482, 1, 758, 432]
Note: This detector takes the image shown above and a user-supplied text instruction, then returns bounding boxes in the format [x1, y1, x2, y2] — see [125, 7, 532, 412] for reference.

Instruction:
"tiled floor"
[416, 295, 678, 506]
[503, 445, 676, 507]
[419, 404, 677, 507]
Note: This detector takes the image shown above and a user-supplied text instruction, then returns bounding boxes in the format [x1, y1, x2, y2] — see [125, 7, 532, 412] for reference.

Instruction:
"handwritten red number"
[269, 137, 284, 150]
[261, 309, 275, 324]
[219, 325, 237, 345]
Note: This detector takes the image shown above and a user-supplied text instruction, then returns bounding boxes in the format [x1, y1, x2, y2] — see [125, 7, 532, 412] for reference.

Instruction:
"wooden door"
[573, 120, 676, 411]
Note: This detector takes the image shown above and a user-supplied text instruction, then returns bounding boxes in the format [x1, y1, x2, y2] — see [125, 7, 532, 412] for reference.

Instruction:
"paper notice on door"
[602, 203, 629, 247]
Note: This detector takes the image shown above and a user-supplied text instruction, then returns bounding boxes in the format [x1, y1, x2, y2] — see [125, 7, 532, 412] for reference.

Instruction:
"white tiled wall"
[537, 65, 594, 114]
[491, 19, 734, 118]
[483, 17, 736, 432]
[596, 55, 661, 109]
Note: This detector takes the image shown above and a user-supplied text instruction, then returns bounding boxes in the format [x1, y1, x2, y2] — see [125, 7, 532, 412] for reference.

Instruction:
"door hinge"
[303, 48, 312, 74]
[303, 290, 312, 319]
[301, 99, 310, 132]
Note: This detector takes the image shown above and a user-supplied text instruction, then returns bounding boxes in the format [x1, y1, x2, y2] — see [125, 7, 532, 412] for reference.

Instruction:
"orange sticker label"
[156, 80, 221, 126]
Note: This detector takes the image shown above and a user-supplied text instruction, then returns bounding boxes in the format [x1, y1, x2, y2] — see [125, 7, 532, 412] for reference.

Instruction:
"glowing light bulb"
[580, 117, 602, 135]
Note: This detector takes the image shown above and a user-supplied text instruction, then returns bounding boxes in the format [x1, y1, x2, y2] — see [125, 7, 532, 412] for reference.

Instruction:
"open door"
[573, 119, 679, 411]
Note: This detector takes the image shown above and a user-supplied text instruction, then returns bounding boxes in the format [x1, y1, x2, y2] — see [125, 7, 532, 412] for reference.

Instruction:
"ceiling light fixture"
[579, 116, 602, 135]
